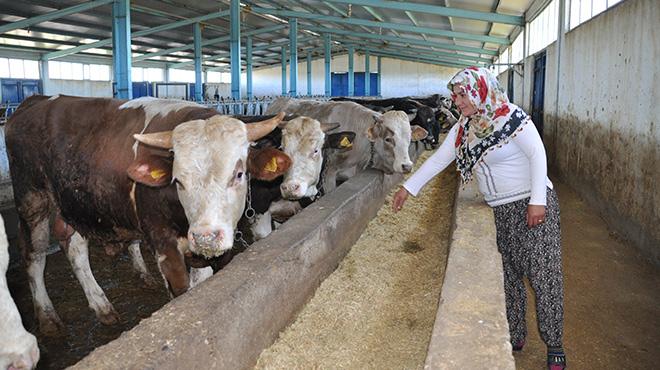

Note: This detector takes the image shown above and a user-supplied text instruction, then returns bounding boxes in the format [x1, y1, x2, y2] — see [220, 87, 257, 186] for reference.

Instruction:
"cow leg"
[155, 246, 189, 298]
[1, 218, 40, 369]
[189, 267, 213, 288]
[250, 211, 273, 241]
[61, 232, 120, 325]
[21, 217, 65, 336]
[127, 241, 158, 288]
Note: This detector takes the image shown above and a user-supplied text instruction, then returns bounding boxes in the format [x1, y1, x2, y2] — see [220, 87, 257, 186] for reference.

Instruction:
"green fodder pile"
[256, 150, 458, 370]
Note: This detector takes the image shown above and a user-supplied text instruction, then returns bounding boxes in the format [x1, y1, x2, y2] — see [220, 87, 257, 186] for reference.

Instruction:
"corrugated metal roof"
[0, 0, 539, 69]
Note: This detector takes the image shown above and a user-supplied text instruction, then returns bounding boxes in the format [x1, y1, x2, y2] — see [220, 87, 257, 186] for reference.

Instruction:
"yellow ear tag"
[340, 136, 352, 148]
[264, 157, 278, 172]
[150, 169, 166, 180]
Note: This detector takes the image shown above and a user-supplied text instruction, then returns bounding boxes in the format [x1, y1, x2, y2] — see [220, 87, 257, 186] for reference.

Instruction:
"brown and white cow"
[1, 215, 39, 369]
[266, 97, 427, 193]
[5, 95, 288, 335]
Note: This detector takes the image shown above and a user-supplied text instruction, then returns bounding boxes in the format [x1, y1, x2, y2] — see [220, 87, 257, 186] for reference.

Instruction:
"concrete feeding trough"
[72, 170, 403, 369]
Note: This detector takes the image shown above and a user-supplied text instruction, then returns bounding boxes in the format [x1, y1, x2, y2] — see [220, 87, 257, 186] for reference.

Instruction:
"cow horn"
[134, 131, 173, 149]
[246, 112, 285, 141]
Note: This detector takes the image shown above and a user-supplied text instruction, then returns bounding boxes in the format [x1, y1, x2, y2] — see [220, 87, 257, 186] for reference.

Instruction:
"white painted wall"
[251, 52, 459, 98]
[498, 0, 659, 262]
[44, 79, 113, 98]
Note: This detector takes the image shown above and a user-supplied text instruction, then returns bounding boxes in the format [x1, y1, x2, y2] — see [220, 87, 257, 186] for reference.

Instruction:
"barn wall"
[251, 52, 459, 98]
[44, 80, 113, 98]
[515, 0, 659, 263]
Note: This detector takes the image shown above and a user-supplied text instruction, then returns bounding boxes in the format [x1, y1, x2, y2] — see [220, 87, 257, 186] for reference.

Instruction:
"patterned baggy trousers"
[493, 187, 564, 348]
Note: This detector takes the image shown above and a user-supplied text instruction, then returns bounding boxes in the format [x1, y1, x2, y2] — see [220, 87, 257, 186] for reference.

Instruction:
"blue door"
[132, 82, 153, 98]
[331, 73, 348, 96]
[370, 73, 378, 96]
[1, 79, 42, 104]
[532, 52, 546, 138]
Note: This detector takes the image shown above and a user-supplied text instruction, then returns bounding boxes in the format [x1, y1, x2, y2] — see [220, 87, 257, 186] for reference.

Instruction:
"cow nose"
[402, 163, 413, 173]
[191, 230, 223, 246]
[280, 182, 300, 194]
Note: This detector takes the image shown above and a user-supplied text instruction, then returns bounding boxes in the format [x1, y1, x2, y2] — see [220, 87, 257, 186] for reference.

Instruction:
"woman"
[392, 67, 566, 370]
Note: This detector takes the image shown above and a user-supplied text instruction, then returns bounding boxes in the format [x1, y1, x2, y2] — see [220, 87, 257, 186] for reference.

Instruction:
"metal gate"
[532, 52, 546, 138]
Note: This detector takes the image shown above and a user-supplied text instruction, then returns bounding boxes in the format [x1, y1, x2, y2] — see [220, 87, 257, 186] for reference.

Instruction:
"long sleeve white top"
[403, 122, 553, 207]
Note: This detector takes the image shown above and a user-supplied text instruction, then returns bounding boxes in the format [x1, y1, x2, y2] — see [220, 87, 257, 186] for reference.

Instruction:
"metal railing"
[0, 103, 20, 124]
[201, 95, 331, 115]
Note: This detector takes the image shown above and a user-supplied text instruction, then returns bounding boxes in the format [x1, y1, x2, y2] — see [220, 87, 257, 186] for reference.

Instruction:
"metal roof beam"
[0, 0, 114, 35]
[251, 7, 510, 44]
[43, 10, 231, 60]
[135, 24, 286, 63]
[404, 11, 427, 41]
[169, 36, 314, 69]
[341, 42, 477, 68]
[303, 25, 498, 56]
[335, 38, 491, 64]
[361, 6, 401, 37]
[356, 47, 469, 69]
[323, 0, 524, 26]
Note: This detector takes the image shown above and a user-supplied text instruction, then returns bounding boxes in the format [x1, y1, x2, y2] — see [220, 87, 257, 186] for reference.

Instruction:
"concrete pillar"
[364, 50, 370, 96]
[377, 56, 382, 97]
[230, 0, 241, 99]
[193, 22, 202, 102]
[281, 47, 287, 95]
[289, 18, 297, 96]
[324, 34, 331, 96]
[306, 50, 312, 96]
[247, 36, 253, 99]
[112, 0, 132, 99]
[347, 46, 354, 97]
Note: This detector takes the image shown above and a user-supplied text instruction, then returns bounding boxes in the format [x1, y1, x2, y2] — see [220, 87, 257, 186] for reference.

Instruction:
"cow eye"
[384, 137, 393, 144]
[236, 171, 244, 180]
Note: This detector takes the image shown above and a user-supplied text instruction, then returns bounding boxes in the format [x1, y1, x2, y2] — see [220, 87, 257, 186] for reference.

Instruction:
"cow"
[5, 95, 289, 335]
[330, 96, 440, 148]
[1, 215, 40, 370]
[236, 115, 356, 241]
[266, 97, 428, 194]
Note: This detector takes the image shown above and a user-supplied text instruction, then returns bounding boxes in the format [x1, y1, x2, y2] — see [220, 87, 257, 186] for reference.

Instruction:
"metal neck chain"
[234, 230, 250, 249]
[244, 172, 256, 223]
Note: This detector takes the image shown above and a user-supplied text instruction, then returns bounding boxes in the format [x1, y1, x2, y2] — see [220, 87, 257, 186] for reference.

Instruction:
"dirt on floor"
[255, 151, 458, 370]
[514, 180, 660, 370]
[6, 244, 170, 370]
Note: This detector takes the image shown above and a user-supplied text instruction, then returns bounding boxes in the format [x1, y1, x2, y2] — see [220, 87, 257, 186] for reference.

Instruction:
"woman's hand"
[392, 187, 410, 213]
[527, 204, 546, 228]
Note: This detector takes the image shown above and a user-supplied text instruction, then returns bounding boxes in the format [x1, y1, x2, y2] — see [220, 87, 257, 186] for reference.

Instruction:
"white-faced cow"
[0, 215, 39, 370]
[5, 95, 288, 335]
[266, 97, 427, 194]
[234, 115, 355, 241]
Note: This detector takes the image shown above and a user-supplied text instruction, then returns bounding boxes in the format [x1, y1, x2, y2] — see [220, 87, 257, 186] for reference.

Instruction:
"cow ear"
[247, 147, 292, 181]
[407, 112, 418, 122]
[127, 155, 172, 187]
[320, 122, 341, 132]
[410, 125, 429, 142]
[324, 131, 356, 150]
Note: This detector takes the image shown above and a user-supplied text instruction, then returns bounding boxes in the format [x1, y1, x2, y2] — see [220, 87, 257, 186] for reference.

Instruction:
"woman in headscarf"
[392, 67, 566, 370]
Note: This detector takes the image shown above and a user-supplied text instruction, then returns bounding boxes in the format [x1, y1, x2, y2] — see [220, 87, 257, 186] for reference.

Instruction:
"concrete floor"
[514, 180, 660, 369]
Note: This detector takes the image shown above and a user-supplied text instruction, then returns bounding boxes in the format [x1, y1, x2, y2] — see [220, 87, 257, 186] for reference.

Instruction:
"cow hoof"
[97, 308, 120, 326]
[38, 315, 66, 337]
[140, 273, 160, 289]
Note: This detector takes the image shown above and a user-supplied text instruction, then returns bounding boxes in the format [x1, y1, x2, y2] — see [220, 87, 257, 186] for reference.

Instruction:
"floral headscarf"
[448, 67, 530, 183]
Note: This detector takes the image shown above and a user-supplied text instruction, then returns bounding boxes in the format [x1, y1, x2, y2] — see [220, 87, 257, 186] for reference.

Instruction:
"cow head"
[279, 117, 340, 199]
[367, 110, 428, 174]
[129, 114, 285, 258]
